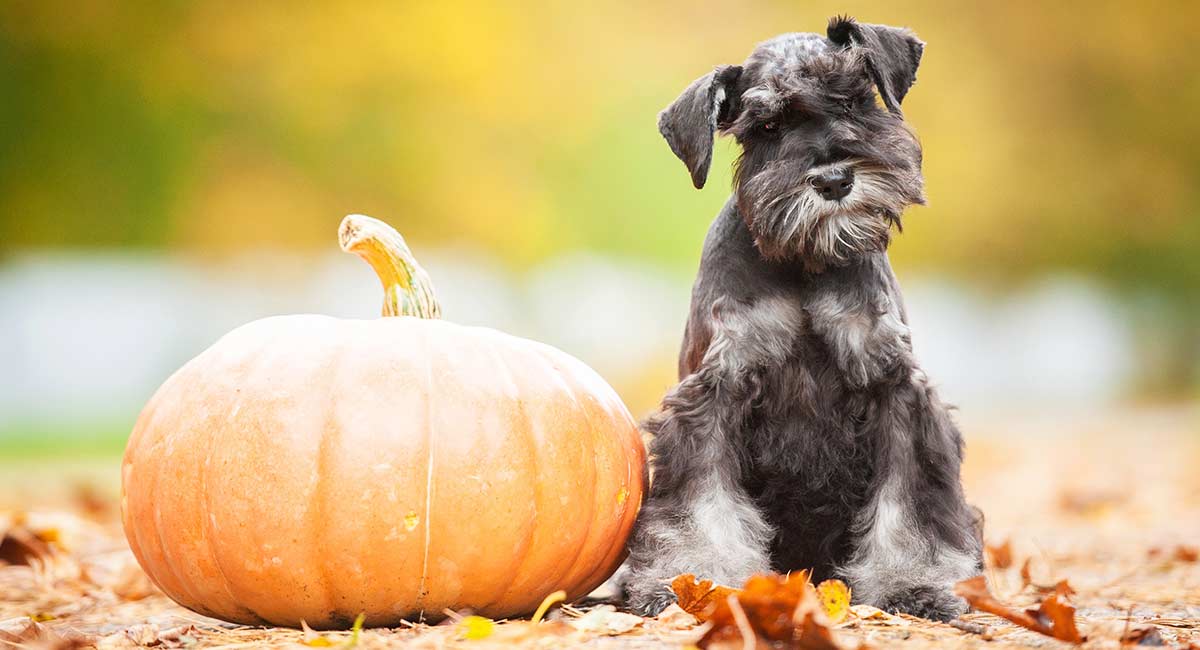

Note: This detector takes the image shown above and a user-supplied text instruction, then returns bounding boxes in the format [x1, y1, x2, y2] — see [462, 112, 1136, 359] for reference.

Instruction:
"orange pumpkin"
[121, 215, 646, 628]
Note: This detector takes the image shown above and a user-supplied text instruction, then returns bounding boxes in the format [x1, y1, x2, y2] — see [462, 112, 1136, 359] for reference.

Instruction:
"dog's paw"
[624, 584, 678, 617]
[878, 585, 967, 622]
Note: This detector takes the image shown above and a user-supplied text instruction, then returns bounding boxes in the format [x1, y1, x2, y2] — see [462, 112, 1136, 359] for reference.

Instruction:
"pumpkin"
[121, 215, 646, 628]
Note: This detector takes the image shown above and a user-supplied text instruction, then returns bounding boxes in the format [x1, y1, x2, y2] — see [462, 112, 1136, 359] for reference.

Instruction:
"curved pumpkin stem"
[338, 214, 442, 319]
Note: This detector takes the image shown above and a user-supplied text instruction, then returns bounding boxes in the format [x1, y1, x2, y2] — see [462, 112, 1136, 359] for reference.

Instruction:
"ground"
[1, 407, 1197, 649]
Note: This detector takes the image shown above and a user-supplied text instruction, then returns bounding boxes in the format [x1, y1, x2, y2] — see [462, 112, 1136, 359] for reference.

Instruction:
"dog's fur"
[620, 17, 983, 621]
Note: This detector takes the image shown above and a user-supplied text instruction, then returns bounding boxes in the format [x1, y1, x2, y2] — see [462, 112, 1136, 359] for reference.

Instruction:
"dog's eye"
[760, 121, 779, 134]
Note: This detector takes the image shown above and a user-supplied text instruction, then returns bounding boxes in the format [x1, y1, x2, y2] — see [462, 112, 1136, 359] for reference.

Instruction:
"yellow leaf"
[300, 619, 334, 646]
[457, 615, 495, 640]
[815, 579, 851, 624]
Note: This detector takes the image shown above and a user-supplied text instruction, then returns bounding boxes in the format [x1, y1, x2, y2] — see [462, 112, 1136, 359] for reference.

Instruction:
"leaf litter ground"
[1, 408, 1197, 648]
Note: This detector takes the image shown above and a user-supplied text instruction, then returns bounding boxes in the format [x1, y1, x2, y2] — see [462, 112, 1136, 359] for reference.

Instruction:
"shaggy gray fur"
[621, 16, 983, 621]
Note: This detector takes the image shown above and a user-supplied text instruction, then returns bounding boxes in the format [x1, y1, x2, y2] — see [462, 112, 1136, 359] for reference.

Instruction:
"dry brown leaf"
[154, 625, 201, 648]
[110, 562, 158, 601]
[1058, 488, 1123, 518]
[1019, 558, 1074, 595]
[671, 574, 741, 622]
[0, 618, 93, 649]
[654, 603, 700, 630]
[698, 572, 842, 650]
[1149, 544, 1199, 563]
[848, 605, 909, 627]
[815, 580, 851, 624]
[1026, 593, 1083, 643]
[985, 539, 1013, 569]
[0, 521, 55, 567]
[1088, 620, 1165, 646]
[955, 575, 1083, 643]
[71, 484, 113, 521]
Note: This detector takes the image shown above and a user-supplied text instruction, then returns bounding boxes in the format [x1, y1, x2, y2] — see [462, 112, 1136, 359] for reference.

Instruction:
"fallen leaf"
[456, 615, 494, 640]
[110, 563, 158, 601]
[1088, 620, 1165, 646]
[699, 572, 842, 649]
[72, 484, 113, 520]
[1123, 628, 1161, 647]
[848, 605, 909, 626]
[1177, 546, 1199, 562]
[0, 618, 93, 649]
[1058, 488, 1123, 518]
[567, 605, 642, 635]
[1019, 558, 1074, 595]
[154, 625, 200, 649]
[654, 603, 699, 630]
[986, 539, 1013, 569]
[671, 574, 741, 622]
[0, 517, 55, 566]
[1027, 592, 1083, 643]
[955, 575, 1084, 643]
[301, 619, 335, 646]
[815, 580, 851, 624]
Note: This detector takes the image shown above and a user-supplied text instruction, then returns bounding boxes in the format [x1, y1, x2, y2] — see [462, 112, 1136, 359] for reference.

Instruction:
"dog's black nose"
[810, 170, 854, 201]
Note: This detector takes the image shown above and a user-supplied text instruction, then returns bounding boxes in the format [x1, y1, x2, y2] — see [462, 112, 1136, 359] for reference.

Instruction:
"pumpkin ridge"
[198, 389, 254, 621]
[573, 408, 642, 597]
[309, 341, 343, 626]
[472, 336, 539, 613]
[534, 346, 601, 597]
[415, 323, 436, 621]
[122, 392, 162, 597]
[145, 382, 208, 610]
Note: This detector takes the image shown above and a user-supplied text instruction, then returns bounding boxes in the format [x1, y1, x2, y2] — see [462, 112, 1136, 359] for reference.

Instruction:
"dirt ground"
[1, 407, 1197, 648]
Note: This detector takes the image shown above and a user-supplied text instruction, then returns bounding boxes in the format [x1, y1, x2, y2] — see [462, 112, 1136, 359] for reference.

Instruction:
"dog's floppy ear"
[828, 15, 924, 114]
[658, 64, 743, 189]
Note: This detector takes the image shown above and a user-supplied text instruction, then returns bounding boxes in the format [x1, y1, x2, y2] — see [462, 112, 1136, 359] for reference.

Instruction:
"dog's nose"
[810, 170, 854, 201]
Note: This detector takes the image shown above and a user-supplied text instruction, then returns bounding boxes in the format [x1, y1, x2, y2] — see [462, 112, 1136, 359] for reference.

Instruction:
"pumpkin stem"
[338, 214, 442, 319]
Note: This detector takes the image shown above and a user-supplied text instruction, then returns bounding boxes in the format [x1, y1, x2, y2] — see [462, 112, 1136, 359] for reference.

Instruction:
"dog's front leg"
[621, 297, 799, 615]
[839, 388, 983, 621]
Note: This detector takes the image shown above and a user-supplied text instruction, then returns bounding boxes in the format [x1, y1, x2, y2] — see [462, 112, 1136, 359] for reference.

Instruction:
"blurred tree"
[0, 1, 1197, 390]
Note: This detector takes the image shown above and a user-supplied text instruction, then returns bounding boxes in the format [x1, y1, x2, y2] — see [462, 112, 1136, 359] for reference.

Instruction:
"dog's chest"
[737, 349, 884, 575]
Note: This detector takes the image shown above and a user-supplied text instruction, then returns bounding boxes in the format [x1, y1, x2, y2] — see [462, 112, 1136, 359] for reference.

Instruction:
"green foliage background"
[1, 1, 1197, 394]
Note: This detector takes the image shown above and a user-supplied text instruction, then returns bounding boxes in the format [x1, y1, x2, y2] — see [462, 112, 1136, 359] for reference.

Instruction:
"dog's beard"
[739, 162, 924, 271]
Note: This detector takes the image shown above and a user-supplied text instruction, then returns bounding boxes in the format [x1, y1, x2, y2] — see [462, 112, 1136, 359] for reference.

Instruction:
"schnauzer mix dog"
[621, 16, 983, 621]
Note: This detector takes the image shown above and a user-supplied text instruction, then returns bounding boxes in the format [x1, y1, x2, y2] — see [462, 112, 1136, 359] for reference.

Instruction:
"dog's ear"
[827, 15, 924, 114]
[658, 64, 743, 189]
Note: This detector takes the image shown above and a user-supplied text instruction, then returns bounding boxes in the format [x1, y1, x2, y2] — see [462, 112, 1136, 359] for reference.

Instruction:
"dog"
[619, 16, 984, 621]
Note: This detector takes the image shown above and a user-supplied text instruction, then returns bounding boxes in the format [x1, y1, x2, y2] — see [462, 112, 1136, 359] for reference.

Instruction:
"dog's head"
[659, 16, 926, 269]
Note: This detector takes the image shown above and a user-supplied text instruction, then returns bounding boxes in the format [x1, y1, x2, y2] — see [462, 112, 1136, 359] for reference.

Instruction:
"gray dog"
[620, 16, 983, 621]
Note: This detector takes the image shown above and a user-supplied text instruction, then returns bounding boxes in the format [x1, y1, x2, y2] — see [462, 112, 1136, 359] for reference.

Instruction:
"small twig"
[1120, 603, 1134, 644]
[725, 594, 755, 650]
[949, 618, 989, 636]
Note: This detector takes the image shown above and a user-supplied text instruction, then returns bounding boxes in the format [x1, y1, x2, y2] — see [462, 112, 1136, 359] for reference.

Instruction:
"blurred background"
[1, 1, 1197, 470]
